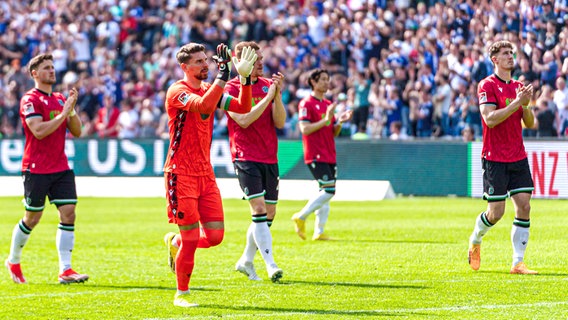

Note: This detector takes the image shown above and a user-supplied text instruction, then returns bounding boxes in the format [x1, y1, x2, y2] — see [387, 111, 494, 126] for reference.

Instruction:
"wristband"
[216, 70, 230, 82]
[522, 104, 530, 110]
[239, 76, 251, 86]
[69, 108, 76, 117]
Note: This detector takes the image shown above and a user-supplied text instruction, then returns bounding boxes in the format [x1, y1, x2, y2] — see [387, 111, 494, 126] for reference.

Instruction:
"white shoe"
[267, 264, 283, 283]
[174, 292, 198, 307]
[235, 261, 261, 281]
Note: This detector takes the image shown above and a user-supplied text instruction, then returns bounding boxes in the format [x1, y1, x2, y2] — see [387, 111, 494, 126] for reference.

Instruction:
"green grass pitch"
[1, 196, 567, 319]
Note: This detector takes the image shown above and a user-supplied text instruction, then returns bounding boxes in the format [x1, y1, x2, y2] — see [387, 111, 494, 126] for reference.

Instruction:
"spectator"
[535, 98, 558, 138]
[117, 98, 139, 139]
[94, 93, 120, 138]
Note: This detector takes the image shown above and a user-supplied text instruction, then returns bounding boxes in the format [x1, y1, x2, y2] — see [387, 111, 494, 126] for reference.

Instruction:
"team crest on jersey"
[178, 92, 190, 106]
[58, 99, 64, 106]
[299, 108, 307, 118]
[262, 86, 269, 93]
[479, 92, 487, 103]
[22, 103, 35, 115]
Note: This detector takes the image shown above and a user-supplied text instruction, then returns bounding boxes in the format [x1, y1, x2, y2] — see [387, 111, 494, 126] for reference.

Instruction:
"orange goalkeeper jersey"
[163, 80, 251, 176]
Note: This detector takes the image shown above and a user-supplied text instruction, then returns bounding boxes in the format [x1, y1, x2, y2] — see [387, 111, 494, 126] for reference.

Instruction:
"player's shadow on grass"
[54, 284, 221, 292]
[200, 304, 429, 318]
[284, 280, 427, 290]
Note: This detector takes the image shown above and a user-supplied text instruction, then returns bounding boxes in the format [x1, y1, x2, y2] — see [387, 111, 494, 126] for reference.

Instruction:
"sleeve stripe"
[219, 94, 233, 110]
[25, 114, 43, 120]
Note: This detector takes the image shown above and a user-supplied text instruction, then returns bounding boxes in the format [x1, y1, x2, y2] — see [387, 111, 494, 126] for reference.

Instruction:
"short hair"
[176, 43, 206, 64]
[488, 41, 514, 59]
[28, 54, 53, 77]
[307, 68, 329, 89]
[234, 41, 260, 59]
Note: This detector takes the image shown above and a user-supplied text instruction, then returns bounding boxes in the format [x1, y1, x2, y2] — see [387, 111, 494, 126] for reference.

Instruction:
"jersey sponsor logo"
[22, 103, 35, 115]
[479, 92, 487, 103]
[177, 91, 190, 106]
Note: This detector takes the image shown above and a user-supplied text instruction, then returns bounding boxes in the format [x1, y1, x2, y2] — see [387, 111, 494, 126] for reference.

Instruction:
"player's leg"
[469, 159, 507, 271]
[165, 173, 201, 307]
[233, 161, 264, 280]
[175, 223, 200, 307]
[509, 159, 537, 274]
[196, 176, 224, 248]
[313, 202, 330, 240]
[50, 170, 88, 284]
[292, 163, 335, 240]
[6, 171, 49, 284]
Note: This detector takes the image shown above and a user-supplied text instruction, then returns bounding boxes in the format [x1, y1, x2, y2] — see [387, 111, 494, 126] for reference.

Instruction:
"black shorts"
[233, 161, 279, 203]
[482, 158, 534, 202]
[307, 162, 337, 187]
[22, 170, 78, 212]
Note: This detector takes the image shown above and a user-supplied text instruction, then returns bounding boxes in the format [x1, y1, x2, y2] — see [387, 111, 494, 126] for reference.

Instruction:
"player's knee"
[203, 228, 224, 247]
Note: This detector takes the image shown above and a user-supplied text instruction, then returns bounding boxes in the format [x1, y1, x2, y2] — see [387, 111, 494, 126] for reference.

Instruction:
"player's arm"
[333, 109, 353, 137]
[299, 102, 337, 136]
[25, 88, 79, 140]
[66, 88, 82, 137]
[220, 83, 252, 114]
[271, 73, 287, 129]
[227, 83, 277, 128]
[221, 45, 259, 114]
[480, 84, 533, 128]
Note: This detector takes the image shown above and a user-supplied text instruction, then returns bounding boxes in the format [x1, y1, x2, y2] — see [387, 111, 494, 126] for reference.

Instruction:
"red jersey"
[478, 74, 527, 162]
[163, 80, 252, 176]
[225, 77, 278, 164]
[20, 88, 70, 174]
[163, 81, 217, 177]
[298, 95, 336, 164]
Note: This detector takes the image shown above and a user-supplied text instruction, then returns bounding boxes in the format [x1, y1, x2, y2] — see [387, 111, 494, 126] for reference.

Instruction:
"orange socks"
[176, 228, 199, 291]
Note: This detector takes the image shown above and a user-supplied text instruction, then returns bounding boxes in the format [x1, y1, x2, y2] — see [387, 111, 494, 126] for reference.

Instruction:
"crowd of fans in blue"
[1, 0, 567, 141]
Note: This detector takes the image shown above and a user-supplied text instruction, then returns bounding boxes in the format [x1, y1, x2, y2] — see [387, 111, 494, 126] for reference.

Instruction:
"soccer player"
[467, 40, 537, 274]
[225, 41, 286, 282]
[162, 42, 257, 307]
[5, 53, 89, 284]
[291, 69, 353, 241]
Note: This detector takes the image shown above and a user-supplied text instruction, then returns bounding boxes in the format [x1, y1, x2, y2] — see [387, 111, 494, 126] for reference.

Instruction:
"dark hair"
[28, 54, 53, 77]
[307, 68, 329, 89]
[488, 41, 514, 59]
[234, 41, 260, 59]
[176, 43, 206, 64]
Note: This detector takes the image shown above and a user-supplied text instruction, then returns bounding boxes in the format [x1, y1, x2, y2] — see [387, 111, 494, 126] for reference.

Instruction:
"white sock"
[56, 224, 75, 273]
[470, 212, 493, 245]
[511, 219, 530, 267]
[314, 202, 330, 236]
[240, 222, 257, 263]
[8, 220, 32, 264]
[298, 190, 334, 220]
[252, 221, 276, 267]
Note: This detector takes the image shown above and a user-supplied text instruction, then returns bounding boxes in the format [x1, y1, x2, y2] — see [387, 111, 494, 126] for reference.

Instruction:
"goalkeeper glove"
[232, 46, 257, 85]
[212, 43, 232, 82]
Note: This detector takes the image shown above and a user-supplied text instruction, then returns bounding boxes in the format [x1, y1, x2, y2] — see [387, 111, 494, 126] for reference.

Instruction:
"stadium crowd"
[1, 0, 567, 140]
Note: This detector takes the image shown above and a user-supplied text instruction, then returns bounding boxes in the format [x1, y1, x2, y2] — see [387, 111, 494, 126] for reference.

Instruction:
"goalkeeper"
[162, 42, 257, 308]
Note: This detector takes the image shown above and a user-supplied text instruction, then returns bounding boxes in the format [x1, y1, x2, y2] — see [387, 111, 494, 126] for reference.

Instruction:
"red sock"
[197, 228, 224, 248]
[176, 228, 199, 291]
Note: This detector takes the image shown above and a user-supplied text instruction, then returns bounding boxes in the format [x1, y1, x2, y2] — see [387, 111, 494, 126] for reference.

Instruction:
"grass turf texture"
[1, 197, 567, 319]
